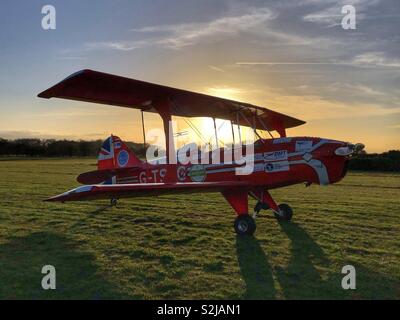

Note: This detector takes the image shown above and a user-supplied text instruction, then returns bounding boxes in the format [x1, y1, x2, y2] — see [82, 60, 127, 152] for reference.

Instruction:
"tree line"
[0, 138, 399, 171]
[0, 138, 147, 158]
[347, 150, 400, 172]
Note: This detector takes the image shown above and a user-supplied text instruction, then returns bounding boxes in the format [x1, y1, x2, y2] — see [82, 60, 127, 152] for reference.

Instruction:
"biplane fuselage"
[90, 136, 349, 190]
[38, 69, 362, 235]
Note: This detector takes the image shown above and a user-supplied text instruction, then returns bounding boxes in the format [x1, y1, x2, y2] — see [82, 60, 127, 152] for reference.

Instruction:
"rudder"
[98, 135, 142, 170]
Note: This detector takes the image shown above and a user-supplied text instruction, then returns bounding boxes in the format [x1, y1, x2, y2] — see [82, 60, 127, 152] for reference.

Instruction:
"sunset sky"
[0, 0, 399, 152]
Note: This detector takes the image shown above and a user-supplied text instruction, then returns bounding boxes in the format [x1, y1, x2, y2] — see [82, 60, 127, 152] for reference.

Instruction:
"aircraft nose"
[334, 142, 365, 156]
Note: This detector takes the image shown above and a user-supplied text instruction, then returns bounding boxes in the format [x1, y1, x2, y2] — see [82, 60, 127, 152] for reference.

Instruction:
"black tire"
[274, 203, 293, 221]
[234, 215, 256, 236]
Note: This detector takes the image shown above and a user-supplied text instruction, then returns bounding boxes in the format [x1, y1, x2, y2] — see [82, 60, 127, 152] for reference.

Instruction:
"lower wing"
[45, 181, 250, 202]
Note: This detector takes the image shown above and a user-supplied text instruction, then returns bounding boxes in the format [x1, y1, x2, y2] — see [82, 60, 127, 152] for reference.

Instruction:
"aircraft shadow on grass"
[0, 232, 127, 299]
[236, 222, 399, 299]
[235, 235, 276, 299]
[69, 204, 114, 230]
[2, 225, 396, 299]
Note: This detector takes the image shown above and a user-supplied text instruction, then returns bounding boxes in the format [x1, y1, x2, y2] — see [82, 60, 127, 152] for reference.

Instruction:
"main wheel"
[274, 203, 293, 221]
[234, 215, 256, 236]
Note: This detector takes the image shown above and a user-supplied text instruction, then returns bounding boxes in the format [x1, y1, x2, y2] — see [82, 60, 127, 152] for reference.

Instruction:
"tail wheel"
[234, 215, 256, 236]
[274, 203, 293, 221]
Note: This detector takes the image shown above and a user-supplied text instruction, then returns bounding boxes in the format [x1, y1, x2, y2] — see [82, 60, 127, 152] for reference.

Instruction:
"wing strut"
[154, 100, 176, 164]
[236, 113, 242, 142]
[213, 118, 219, 149]
[140, 110, 147, 163]
[238, 110, 263, 140]
[258, 115, 274, 139]
[230, 120, 235, 145]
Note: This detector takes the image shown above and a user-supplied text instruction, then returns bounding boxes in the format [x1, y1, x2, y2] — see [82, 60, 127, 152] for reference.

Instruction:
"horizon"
[0, 135, 398, 155]
[0, 1, 399, 152]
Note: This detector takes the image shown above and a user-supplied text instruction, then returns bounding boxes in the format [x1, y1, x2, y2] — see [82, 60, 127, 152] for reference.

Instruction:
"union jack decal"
[98, 136, 114, 160]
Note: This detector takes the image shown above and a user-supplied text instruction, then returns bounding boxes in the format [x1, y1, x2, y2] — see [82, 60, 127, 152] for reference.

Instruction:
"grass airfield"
[0, 158, 399, 299]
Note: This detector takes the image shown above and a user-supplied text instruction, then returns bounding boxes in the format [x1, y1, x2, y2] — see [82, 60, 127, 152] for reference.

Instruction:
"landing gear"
[252, 190, 293, 222]
[234, 215, 256, 236]
[274, 203, 293, 221]
[253, 201, 269, 217]
[110, 198, 118, 207]
[223, 189, 293, 235]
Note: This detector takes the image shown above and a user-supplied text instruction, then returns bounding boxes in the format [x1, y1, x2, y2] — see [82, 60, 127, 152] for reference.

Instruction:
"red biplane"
[38, 69, 364, 235]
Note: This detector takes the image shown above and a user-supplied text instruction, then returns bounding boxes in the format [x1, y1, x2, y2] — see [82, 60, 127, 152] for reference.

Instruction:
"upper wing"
[45, 181, 251, 202]
[38, 69, 305, 132]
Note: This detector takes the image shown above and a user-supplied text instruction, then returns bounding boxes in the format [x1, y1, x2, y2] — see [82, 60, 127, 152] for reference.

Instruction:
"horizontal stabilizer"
[77, 167, 139, 185]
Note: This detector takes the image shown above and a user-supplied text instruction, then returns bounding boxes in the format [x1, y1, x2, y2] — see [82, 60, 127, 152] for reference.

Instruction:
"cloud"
[209, 65, 225, 73]
[303, 5, 344, 27]
[236, 61, 347, 65]
[85, 41, 146, 51]
[236, 52, 400, 68]
[56, 56, 86, 60]
[324, 82, 399, 106]
[85, 7, 339, 52]
[131, 7, 277, 49]
[330, 82, 388, 96]
[200, 81, 400, 122]
[205, 86, 250, 101]
[352, 52, 400, 67]
[85, 8, 277, 51]
[266, 93, 400, 121]
[302, 0, 381, 27]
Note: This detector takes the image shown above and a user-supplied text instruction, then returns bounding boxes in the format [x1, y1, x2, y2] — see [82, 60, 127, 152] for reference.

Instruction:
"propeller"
[350, 143, 365, 157]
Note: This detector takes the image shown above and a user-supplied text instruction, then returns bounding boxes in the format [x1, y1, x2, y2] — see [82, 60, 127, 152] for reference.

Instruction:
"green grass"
[0, 158, 399, 299]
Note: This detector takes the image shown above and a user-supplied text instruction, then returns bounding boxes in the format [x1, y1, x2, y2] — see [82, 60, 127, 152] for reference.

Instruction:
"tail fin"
[98, 135, 142, 170]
